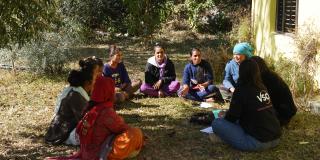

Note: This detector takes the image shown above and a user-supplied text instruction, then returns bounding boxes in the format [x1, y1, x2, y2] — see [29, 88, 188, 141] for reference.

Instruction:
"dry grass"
[1, 33, 320, 160]
[1, 70, 320, 160]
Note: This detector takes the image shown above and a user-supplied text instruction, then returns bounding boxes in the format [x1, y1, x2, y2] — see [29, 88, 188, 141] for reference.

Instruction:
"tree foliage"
[61, 0, 171, 36]
[61, 0, 127, 32]
[22, 17, 85, 74]
[0, 0, 57, 48]
[123, 0, 172, 36]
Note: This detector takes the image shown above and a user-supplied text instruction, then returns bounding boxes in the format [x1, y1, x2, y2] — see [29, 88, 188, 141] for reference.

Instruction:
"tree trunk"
[11, 51, 16, 75]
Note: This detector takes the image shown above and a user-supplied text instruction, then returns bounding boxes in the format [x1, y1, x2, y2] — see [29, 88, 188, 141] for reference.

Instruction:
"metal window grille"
[276, 0, 298, 33]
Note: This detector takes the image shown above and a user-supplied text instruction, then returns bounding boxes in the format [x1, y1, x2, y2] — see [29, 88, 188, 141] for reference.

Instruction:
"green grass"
[1, 32, 320, 159]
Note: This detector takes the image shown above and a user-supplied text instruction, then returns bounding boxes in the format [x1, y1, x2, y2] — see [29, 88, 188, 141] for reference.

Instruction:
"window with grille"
[276, 0, 298, 33]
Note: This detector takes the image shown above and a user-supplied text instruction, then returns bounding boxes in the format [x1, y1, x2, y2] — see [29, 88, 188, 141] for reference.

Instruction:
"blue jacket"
[223, 59, 239, 89]
[182, 60, 213, 87]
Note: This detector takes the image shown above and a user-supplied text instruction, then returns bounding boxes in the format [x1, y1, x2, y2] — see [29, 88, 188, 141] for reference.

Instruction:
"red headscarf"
[90, 75, 115, 107]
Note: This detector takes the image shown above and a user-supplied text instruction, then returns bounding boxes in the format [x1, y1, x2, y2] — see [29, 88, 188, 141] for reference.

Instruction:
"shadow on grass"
[0, 125, 78, 160]
[1, 134, 76, 160]
[117, 100, 161, 110]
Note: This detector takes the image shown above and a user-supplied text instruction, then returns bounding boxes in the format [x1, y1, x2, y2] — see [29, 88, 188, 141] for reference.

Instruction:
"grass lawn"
[0, 34, 320, 160]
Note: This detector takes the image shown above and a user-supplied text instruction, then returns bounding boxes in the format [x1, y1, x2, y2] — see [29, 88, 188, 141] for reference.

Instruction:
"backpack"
[76, 105, 104, 145]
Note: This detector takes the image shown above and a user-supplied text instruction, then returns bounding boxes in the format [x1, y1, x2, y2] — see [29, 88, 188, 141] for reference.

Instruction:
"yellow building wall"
[252, 0, 277, 58]
[252, 0, 320, 87]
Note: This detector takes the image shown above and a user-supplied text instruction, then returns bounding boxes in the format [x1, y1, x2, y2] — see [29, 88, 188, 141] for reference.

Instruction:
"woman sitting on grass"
[211, 59, 281, 151]
[47, 76, 144, 160]
[179, 48, 221, 102]
[45, 57, 100, 146]
[221, 42, 253, 100]
[103, 45, 142, 103]
[140, 43, 180, 97]
[251, 56, 297, 126]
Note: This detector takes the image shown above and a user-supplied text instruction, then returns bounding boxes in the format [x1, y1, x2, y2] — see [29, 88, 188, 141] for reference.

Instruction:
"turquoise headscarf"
[233, 42, 253, 58]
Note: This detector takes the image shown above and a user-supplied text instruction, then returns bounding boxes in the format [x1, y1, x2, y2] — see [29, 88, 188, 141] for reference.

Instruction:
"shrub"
[264, 56, 317, 110]
[197, 8, 232, 34]
[165, 4, 190, 31]
[228, 13, 253, 44]
[294, 25, 320, 108]
[61, 0, 127, 32]
[260, 24, 320, 111]
[185, 0, 232, 34]
[294, 25, 319, 78]
[202, 45, 232, 83]
[0, 45, 25, 72]
[20, 18, 85, 74]
[123, 0, 171, 36]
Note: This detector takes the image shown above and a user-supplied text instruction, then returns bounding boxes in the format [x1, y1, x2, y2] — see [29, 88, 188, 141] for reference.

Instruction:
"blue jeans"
[211, 118, 280, 151]
[179, 84, 217, 101]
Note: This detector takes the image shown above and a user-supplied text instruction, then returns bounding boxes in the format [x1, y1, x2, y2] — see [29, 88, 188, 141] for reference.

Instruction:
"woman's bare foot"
[205, 97, 215, 102]
[158, 90, 165, 98]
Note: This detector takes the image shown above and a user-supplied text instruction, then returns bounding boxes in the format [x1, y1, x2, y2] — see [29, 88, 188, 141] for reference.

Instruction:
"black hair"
[190, 48, 201, 56]
[68, 56, 99, 87]
[109, 44, 121, 58]
[154, 42, 165, 51]
[93, 57, 104, 67]
[250, 56, 269, 75]
[238, 59, 265, 90]
[79, 56, 99, 74]
[67, 69, 93, 87]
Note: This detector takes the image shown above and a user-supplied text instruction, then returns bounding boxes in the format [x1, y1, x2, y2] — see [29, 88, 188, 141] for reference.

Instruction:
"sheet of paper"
[200, 102, 213, 108]
[200, 126, 213, 133]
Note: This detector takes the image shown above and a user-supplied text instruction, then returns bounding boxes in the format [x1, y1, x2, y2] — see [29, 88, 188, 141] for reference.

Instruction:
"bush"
[123, 0, 172, 36]
[264, 56, 317, 110]
[196, 8, 232, 34]
[20, 18, 85, 74]
[202, 45, 232, 83]
[165, 4, 190, 31]
[61, 0, 127, 32]
[294, 25, 319, 75]
[61, 0, 172, 37]
[185, 0, 232, 34]
[0, 45, 25, 71]
[228, 13, 253, 44]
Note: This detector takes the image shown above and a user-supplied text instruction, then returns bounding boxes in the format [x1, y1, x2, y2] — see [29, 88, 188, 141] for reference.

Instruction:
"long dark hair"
[251, 56, 286, 87]
[250, 56, 269, 75]
[238, 59, 265, 90]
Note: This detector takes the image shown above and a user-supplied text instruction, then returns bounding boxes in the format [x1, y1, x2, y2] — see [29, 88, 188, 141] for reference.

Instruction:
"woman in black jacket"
[211, 59, 281, 151]
[251, 56, 297, 126]
[140, 44, 180, 97]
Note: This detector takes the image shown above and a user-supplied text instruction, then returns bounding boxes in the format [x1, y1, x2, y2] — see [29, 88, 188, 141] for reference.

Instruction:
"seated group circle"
[44, 42, 297, 159]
